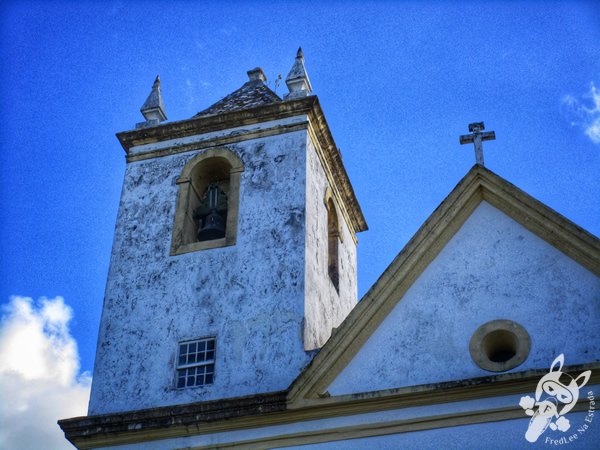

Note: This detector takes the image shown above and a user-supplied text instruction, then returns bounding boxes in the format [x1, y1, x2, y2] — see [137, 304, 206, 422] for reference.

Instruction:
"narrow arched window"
[170, 148, 243, 255]
[327, 197, 340, 291]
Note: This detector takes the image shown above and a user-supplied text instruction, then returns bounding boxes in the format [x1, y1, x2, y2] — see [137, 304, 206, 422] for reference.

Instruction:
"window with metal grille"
[176, 337, 215, 388]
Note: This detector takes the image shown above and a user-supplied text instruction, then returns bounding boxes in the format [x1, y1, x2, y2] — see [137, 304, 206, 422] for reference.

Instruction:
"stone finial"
[284, 47, 313, 100]
[137, 75, 167, 128]
[247, 67, 267, 83]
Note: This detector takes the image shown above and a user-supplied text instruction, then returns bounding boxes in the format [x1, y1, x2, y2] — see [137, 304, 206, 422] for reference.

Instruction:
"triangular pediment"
[289, 165, 600, 404]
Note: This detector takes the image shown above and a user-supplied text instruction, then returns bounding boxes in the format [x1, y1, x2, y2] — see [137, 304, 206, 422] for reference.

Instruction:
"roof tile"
[194, 80, 281, 118]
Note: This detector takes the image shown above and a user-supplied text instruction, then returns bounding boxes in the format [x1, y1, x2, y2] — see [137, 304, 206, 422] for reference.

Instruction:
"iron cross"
[459, 122, 496, 166]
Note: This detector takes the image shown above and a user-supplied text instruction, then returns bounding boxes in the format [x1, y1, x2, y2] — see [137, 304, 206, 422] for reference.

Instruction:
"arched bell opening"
[170, 148, 243, 255]
[187, 157, 231, 243]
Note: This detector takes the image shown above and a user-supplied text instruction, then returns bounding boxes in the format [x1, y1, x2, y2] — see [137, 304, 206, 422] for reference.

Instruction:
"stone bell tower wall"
[304, 135, 358, 350]
[89, 120, 312, 414]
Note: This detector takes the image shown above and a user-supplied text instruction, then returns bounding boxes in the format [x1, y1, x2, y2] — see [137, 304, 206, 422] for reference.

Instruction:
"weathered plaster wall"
[303, 137, 358, 350]
[89, 129, 312, 414]
[328, 201, 600, 395]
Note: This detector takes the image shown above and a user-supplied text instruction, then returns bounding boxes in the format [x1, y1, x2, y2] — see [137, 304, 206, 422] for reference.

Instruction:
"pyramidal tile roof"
[194, 68, 281, 118]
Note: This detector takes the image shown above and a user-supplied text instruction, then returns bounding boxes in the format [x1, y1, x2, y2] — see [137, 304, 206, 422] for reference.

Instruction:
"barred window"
[176, 337, 216, 388]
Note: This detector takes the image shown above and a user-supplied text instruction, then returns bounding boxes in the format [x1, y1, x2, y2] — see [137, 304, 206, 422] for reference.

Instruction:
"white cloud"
[585, 120, 600, 143]
[0, 296, 91, 450]
[562, 82, 600, 144]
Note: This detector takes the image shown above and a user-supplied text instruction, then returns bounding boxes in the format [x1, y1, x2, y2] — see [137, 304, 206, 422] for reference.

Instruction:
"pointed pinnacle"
[285, 47, 312, 99]
[140, 74, 167, 123]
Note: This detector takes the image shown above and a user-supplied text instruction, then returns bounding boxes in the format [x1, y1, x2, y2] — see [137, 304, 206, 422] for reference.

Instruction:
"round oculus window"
[469, 319, 531, 372]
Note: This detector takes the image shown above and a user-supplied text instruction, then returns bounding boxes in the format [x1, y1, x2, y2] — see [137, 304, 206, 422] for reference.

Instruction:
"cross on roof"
[459, 122, 496, 166]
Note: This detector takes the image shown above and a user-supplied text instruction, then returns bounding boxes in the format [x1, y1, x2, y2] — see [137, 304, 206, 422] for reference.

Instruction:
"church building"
[59, 50, 600, 449]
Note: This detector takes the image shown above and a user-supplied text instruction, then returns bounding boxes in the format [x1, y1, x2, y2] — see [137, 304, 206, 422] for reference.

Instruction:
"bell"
[198, 209, 226, 241]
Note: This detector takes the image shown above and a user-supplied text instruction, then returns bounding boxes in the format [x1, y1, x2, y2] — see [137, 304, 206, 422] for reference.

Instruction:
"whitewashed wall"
[328, 202, 600, 395]
[89, 129, 313, 414]
[304, 136, 358, 350]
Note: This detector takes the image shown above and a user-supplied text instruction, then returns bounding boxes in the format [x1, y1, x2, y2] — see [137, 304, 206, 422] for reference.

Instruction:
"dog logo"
[519, 354, 591, 443]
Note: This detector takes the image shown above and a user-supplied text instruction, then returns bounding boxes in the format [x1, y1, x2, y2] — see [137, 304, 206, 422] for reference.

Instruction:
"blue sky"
[0, 3, 598, 443]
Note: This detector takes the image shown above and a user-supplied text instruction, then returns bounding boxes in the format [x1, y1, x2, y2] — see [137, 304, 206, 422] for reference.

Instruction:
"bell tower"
[88, 51, 367, 415]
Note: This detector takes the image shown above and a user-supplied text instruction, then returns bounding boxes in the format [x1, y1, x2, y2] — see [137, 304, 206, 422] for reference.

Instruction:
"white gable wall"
[328, 201, 600, 395]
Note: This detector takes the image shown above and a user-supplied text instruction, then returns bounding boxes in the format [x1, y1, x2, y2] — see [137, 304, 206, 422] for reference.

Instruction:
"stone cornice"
[117, 98, 315, 151]
[58, 390, 287, 449]
[305, 99, 368, 234]
[116, 96, 368, 234]
[58, 364, 600, 449]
